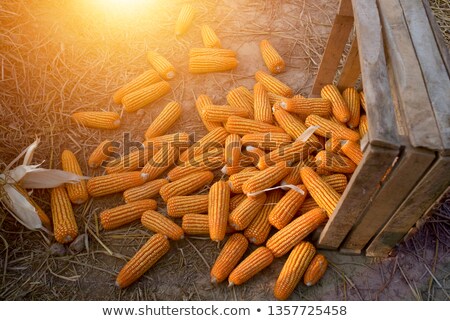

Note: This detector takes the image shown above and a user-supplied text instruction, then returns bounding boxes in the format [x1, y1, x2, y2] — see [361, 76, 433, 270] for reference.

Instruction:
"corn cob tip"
[279, 101, 287, 109]
[115, 281, 120, 288]
[228, 282, 234, 287]
[166, 71, 175, 79]
[140, 173, 149, 181]
[113, 119, 121, 127]
[221, 165, 227, 175]
[305, 282, 312, 287]
[64, 235, 74, 243]
[228, 181, 233, 189]
[248, 237, 257, 244]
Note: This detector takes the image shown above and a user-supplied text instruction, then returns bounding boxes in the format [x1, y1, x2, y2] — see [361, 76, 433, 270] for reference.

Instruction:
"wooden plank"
[366, 154, 450, 257]
[310, 0, 354, 96]
[352, 0, 400, 149]
[317, 144, 399, 249]
[340, 146, 435, 252]
[337, 36, 361, 90]
[400, 0, 450, 152]
[378, 0, 443, 150]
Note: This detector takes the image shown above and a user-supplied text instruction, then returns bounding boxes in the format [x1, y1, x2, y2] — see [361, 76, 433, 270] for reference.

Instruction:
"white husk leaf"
[22, 138, 40, 166]
[247, 184, 305, 197]
[17, 167, 88, 189]
[296, 125, 320, 142]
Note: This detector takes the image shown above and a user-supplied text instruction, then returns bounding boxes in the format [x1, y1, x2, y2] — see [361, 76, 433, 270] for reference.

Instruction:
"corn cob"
[105, 148, 153, 174]
[141, 210, 184, 240]
[221, 164, 247, 176]
[182, 213, 210, 235]
[61, 150, 88, 205]
[71, 111, 120, 129]
[159, 171, 214, 202]
[122, 81, 171, 113]
[195, 94, 222, 131]
[202, 104, 249, 122]
[226, 86, 254, 119]
[88, 140, 116, 168]
[168, 150, 224, 181]
[279, 96, 331, 118]
[115, 233, 169, 288]
[224, 134, 241, 167]
[269, 185, 308, 229]
[189, 56, 238, 74]
[280, 158, 315, 186]
[241, 132, 292, 151]
[87, 172, 147, 197]
[175, 4, 195, 36]
[274, 241, 316, 300]
[229, 193, 267, 230]
[303, 253, 328, 286]
[242, 161, 291, 195]
[359, 114, 368, 137]
[244, 189, 283, 245]
[299, 167, 340, 217]
[343, 87, 360, 128]
[179, 127, 228, 162]
[242, 146, 266, 166]
[315, 150, 357, 174]
[256, 140, 314, 170]
[113, 70, 162, 104]
[340, 140, 363, 165]
[208, 180, 231, 241]
[321, 84, 350, 123]
[255, 70, 293, 97]
[51, 186, 78, 244]
[123, 178, 169, 203]
[167, 195, 209, 217]
[315, 167, 333, 176]
[15, 185, 52, 231]
[322, 174, 348, 194]
[253, 82, 273, 124]
[225, 116, 286, 135]
[144, 101, 182, 139]
[228, 246, 274, 286]
[266, 208, 327, 257]
[360, 91, 366, 112]
[267, 92, 287, 105]
[190, 47, 236, 58]
[305, 114, 360, 141]
[201, 24, 221, 48]
[100, 199, 157, 230]
[210, 233, 248, 283]
[140, 145, 179, 181]
[259, 39, 285, 74]
[324, 136, 341, 153]
[144, 132, 191, 150]
[229, 194, 247, 211]
[147, 51, 176, 80]
[299, 198, 319, 214]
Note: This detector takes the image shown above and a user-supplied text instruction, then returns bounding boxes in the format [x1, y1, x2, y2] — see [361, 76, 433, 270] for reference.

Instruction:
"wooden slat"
[366, 154, 450, 257]
[317, 144, 399, 249]
[400, 0, 450, 152]
[310, 0, 354, 96]
[337, 37, 361, 90]
[352, 0, 400, 149]
[378, 0, 442, 150]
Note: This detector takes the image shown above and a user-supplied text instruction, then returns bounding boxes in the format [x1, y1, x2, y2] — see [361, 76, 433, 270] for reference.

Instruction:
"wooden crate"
[310, 0, 450, 257]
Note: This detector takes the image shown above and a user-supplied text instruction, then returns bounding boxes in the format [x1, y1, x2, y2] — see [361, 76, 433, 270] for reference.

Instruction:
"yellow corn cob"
[71, 111, 120, 129]
[256, 140, 314, 170]
[244, 189, 283, 245]
[88, 140, 116, 168]
[179, 127, 228, 162]
[15, 185, 52, 231]
[274, 241, 316, 300]
[168, 150, 224, 181]
[210, 233, 248, 283]
[340, 140, 363, 165]
[255, 70, 293, 97]
[225, 116, 286, 135]
[343, 87, 360, 128]
[221, 164, 247, 176]
[329, 113, 347, 127]
[242, 146, 266, 166]
[225, 134, 241, 167]
[241, 132, 292, 151]
[315, 167, 333, 176]
[360, 91, 366, 112]
[61, 150, 88, 205]
[299, 167, 340, 217]
[324, 136, 342, 153]
[122, 81, 171, 113]
[305, 114, 360, 141]
[228, 170, 260, 193]
[260, 39, 285, 74]
[175, 4, 195, 36]
[182, 213, 209, 235]
[229, 193, 267, 230]
[315, 150, 357, 174]
[266, 208, 327, 257]
[203, 104, 249, 122]
[189, 47, 236, 58]
[242, 161, 291, 195]
[280, 158, 315, 186]
[113, 70, 162, 104]
[303, 253, 328, 286]
[359, 114, 368, 137]
[229, 194, 246, 211]
[195, 94, 222, 131]
[228, 246, 274, 286]
[87, 172, 147, 197]
[267, 92, 287, 105]
[115, 233, 169, 288]
[140, 145, 179, 181]
[201, 24, 221, 48]
[144, 132, 191, 150]
[100, 199, 157, 230]
[159, 171, 214, 202]
[321, 84, 350, 123]
[189, 56, 238, 74]
[226, 86, 254, 119]
[279, 96, 331, 118]
[123, 178, 169, 203]
[51, 186, 78, 244]
[322, 174, 348, 194]
[253, 82, 273, 124]
[105, 148, 153, 174]
[269, 185, 308, 229]
[141, 210, 184, 240]
[299, 198, 319, 214]
[167, 194, 209, 217]
[147, 51, 176, 80]
[144, 101, 182, 139]
[209, 180, 231, 241]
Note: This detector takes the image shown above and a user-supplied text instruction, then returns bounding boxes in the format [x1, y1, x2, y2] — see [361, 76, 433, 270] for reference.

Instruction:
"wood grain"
[337, 37, 361, 91]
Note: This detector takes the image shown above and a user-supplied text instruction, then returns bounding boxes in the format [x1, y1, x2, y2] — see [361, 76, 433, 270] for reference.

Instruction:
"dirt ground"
[0, 0, 449, 301]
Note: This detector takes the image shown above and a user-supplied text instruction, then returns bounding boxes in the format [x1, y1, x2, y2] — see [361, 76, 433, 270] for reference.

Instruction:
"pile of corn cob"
[44, 4, 369, 300]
